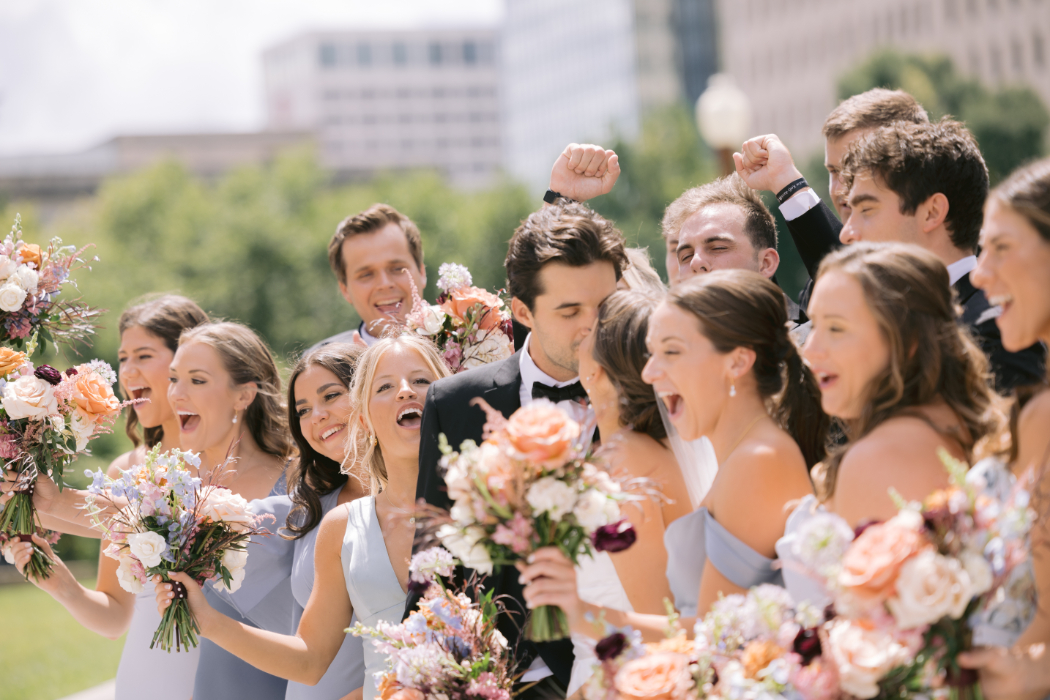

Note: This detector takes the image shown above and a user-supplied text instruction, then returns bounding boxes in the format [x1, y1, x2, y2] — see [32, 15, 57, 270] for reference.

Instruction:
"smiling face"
[513, 260, 618, 382]
[294, 364, 352, 464]
[167, 341, 255, 454]
[641, 301, 731, 441]
[118, 325, 176, 430]
[338, 223, 427, 337]
[825, 129, 871, 221]
[675, 203, 774, 280]
[802, 270, 891, 420]
[839, 173, 924, 247]
[972, 198, 1050, 351]
[366, 343, 436, 465]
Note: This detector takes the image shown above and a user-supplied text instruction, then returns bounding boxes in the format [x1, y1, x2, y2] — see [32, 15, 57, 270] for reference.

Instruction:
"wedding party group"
[2, 84, 1050, 700]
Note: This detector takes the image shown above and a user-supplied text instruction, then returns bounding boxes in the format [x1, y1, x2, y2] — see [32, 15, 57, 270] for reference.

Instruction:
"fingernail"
[527, 554, 535, 563]
[518, 576, 525, 584]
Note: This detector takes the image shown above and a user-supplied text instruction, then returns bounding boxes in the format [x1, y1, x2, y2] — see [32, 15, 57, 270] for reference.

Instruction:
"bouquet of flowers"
[0, 524, 61, 568]
[405, 263, 514, 372]
[434, 399, 637, 641]
[349, 546, 515, 700]
[585, 586, 836, 700]
[0, 355, 125, 580]
[0, 214, 100, 353]
[84, 446, 267, 651]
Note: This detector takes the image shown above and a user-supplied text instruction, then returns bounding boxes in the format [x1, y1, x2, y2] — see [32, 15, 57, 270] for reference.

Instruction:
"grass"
[0, 576, 125, 700]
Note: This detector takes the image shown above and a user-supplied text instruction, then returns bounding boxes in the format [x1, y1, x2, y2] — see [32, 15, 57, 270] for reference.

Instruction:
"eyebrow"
[553, 301, 582, 311]
[316, 382, 342, 394]
[351, 258, 411, 274]
[186, 369, 212, 376]
[848, 192, 879, 207]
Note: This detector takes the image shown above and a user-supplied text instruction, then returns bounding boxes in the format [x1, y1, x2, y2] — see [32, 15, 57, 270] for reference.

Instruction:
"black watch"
[543, 189, 567, 204]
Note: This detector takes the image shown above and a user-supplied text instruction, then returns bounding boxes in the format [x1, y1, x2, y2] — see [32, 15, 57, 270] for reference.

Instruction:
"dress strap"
[703, 509, 782, 589]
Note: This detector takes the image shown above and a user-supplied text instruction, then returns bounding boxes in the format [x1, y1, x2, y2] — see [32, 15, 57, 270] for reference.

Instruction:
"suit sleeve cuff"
[779, 189, 822, 221]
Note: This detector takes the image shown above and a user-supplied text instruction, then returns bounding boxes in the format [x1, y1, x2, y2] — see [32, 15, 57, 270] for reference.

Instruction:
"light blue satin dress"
[215, 486, 367, 699]
[343, 497, 408, 700]
[664, 506, 783, 618]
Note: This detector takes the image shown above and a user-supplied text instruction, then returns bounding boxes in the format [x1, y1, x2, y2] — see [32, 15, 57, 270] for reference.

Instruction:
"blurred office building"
[263, 28, 501, 188]
[717, 0, 1050, 156]
[500, 0, 718, 187]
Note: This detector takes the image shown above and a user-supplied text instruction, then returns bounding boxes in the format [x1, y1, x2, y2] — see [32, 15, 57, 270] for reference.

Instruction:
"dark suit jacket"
[783, 199, 1046, 392]
[409, 350, 576, 686]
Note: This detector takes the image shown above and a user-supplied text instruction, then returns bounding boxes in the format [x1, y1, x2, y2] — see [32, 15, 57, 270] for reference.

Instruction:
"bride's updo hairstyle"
[591, 290, 666, 440]
[812, 243, 1003, 500]
[346, 335, 451, 495]
[118, 295, 209, 448]
[669, 270, 829, 468]
[178, 322, 292, 460]
[283, 343, 363, 540]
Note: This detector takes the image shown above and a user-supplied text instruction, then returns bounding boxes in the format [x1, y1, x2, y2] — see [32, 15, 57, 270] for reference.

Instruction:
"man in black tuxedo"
[735, 100, 1045, 392]
[409, 146, 626, 700]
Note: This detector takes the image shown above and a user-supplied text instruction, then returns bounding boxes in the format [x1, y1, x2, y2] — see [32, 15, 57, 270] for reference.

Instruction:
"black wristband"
[543, 189, 567, 204]
[775, 177, 808, 204]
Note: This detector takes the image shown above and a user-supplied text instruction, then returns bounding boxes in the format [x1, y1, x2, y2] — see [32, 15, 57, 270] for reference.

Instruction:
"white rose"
[572, 488, 619, 531]
[11, 266, 38, 294]
[227, 564, 247, 593]
[115, 556, 145, 594]
[887, 550, 973, 629]
[70, 408, 95, 452]
[127, 531, 168, 569]
[437, 524, 493, 575]
[960, 551, 993, 596]
[2, 543, 14, 565]
[200, 488, 253, 532]
[826, 618, 913, 699]
[3, 375, 58, 420]
[222, 547, 249, 592]
[526, 476, 577, 521]
[450, 499, 474, 526]
[0, 255, 16, 280]
[0, 282, 27, 313]
[887, 508, 925, 532]
[461, 329, 514, 370]
[412, 305, 447, 335]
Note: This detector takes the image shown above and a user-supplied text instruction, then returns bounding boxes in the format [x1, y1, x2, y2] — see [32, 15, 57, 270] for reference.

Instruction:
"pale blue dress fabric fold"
[194, 475, 290, 700]
[343, 496, 408, 700]
[664, 506, 782, 618]
[212, 486, 367, 699]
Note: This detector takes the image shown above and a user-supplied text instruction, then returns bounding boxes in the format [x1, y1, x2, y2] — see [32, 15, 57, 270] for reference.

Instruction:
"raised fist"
[733, 134, 805, 195]
[549, 143, 620, 202]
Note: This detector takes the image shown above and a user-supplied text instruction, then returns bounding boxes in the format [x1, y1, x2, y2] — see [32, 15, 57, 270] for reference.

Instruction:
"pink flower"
[791, 657, 840, 700]
[466, 672, 510, 700]
[442, 342, 463, 371]
[0, 432, 19, 459]
[839, 519, 928, 603]
[492, 512, 533, 554]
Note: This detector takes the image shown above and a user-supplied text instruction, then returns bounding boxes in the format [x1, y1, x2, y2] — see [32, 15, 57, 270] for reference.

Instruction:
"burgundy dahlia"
[792, 627, 822, 665]
[34, 364, 62, 385]
[595, 632, 626, 661]
[591, 520, 637, 553]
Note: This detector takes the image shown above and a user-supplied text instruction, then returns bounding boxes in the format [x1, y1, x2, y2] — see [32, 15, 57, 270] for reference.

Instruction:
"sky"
[0, 0, 503, 156]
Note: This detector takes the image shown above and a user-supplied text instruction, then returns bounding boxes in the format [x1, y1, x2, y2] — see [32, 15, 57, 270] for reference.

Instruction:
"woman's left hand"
[517, 547, 584, 629]
[959, 644, 1050, 700]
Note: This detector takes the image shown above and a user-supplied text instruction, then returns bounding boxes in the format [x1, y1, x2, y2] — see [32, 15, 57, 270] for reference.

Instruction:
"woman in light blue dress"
[155, 336, 451, 700]
[212, 342, 371, 700]
[519, 271, 828, 639]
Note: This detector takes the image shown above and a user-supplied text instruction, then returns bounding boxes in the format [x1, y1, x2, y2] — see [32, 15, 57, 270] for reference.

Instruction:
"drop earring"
[729, 383, 736, 398]
[232, 414, 238, 424]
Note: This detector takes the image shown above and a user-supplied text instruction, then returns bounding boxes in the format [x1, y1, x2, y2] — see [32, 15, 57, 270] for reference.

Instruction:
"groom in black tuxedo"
[409, 145, 627, 700]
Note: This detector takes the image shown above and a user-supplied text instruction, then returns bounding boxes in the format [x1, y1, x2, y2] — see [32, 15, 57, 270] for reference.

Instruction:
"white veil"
[657, 392, 718, 510]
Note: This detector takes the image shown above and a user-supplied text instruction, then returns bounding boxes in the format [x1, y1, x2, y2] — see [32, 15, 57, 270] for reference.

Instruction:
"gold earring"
[371, 434, 377, 447]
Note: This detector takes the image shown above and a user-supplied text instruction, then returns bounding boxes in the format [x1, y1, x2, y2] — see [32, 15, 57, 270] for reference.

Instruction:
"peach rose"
[614, 652, 693, 700]
[825, 618, 913, 699]
[504, 402, 580, 467]
[72, 371, 120, 420]
[376, 674, 400, 700]
[441, 286, 503, 330]
[0, 347, 27, 377]
[741, 640, 786, 679]
[838, 520, 928, 603]
[17, 243, 42, 268]
[389, 690, 424, 700]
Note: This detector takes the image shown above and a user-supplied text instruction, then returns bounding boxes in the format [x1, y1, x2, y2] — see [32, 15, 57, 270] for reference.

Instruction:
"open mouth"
[396, 406, 423, 429]
[815, 371, 838, 392]
[988, 294, 1013, 316]
[177, 411, 200, 432]
[657, 392, 684, 420]
[320, 424, 345, 442]
[374, 298, 404, 316]
[126, 386, 151, 401]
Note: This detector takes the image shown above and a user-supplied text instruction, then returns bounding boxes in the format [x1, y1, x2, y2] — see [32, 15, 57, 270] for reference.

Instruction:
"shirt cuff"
[520, 656, 554, 682]
[779, 188, 821, 221]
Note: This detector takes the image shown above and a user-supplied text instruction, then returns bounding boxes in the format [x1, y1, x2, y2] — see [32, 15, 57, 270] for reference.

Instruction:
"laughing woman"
[154, 335, 451, 700]
[960, 157, 1050, 700]
[166, 322, 294, 700]
[4, 295, 209, 700]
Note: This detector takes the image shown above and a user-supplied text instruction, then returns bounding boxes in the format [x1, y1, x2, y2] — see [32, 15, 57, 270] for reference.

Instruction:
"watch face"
[543, 189, 560, 204]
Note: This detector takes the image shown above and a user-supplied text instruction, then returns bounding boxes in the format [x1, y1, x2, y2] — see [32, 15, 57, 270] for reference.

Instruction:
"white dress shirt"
[946, 255, 977, 287]
[779, 188, 822, 221]
[358, 322, 379, 346]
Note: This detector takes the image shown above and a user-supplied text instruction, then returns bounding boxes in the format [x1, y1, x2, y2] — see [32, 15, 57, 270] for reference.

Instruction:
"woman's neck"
[380, 455, 418, 509]
[709, 389, 768, 465]
[594, 397, 623, 444]
[202, 428, 263, 481]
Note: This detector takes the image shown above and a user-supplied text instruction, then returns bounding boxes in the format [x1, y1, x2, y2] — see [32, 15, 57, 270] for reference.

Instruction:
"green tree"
[837, 50, 1050, 183]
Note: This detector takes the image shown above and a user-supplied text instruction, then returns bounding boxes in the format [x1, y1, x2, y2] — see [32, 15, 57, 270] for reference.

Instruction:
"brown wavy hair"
[283, 343, 363, 539]
[178, 322, 292, 460]
[811, 243, 1005, 500]
[668, 270, 829, 468]
[591, 290, 666, 441]
[118, 295, 210, 448]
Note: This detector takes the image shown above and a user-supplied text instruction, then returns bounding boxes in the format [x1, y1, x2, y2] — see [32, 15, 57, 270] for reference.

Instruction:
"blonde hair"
[346, 335, 451, 495]
[621, 248, 666, 294]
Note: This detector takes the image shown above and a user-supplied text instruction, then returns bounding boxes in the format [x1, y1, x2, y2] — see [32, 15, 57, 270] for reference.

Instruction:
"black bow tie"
[531, 380, 588, 404]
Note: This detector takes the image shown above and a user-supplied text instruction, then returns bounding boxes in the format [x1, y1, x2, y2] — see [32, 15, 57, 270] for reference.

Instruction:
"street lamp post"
[696, 73, 752, 177]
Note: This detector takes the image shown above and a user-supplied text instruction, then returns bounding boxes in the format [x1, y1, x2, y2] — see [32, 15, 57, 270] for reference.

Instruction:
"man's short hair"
[506, 200, 629, 310]
[327, 203, 424, 285]
[661, 174, 777, 252]
[822, 88, 929, 140]
[841, 118, 989, 252]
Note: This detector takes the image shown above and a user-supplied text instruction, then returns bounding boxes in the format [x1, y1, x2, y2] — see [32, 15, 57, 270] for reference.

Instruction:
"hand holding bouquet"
[0, 357, 125, 580]
[434, 399, 638, 641]
[350, 546, 514, 700]
[85, 446, 268, 651]
[405, 263, 514, 372]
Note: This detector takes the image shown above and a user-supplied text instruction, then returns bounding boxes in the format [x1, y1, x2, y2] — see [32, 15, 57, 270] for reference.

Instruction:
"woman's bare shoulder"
[1017, 388, 1050, 469]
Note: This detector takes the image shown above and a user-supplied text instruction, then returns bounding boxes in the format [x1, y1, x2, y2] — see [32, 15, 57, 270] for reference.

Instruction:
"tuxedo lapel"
[953, 272, 980, 307]
[481, 349, 523, 420]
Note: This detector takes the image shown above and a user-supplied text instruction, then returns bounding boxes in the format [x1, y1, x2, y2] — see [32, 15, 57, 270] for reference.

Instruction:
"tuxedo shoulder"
[429, 355, 514, 402]
[307, 328, 358, 354]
